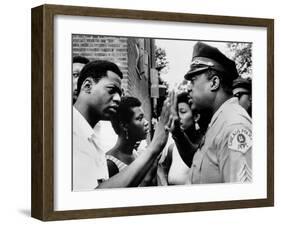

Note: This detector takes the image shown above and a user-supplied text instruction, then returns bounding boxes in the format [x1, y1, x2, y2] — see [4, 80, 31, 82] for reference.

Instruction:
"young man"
[176, 42, 252, 184]
[73, 60, 171, 191]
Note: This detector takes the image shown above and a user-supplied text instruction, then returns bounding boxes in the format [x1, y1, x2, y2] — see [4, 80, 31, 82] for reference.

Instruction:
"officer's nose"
[187, 87, 193, 97]
[187, 81, 193, 93]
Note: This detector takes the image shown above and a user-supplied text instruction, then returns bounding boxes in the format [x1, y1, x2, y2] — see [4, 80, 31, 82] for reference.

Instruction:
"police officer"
[180, 42, 252, 184]
[233, 77, 252, 116]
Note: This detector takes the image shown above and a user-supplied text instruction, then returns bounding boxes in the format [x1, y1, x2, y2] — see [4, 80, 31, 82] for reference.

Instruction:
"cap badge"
[191, 59, 214, 67]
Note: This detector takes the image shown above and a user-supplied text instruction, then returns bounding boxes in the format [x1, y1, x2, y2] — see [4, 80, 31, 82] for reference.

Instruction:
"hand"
[151, 91, 177, 149]
[164, 90, 179, 133]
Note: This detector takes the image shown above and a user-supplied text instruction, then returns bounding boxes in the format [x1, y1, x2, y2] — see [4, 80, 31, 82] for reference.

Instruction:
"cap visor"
[184, 66, 209, 80]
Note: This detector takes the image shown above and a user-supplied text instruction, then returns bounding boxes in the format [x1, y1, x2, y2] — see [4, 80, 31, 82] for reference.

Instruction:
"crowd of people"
[72, 41, 252, 191]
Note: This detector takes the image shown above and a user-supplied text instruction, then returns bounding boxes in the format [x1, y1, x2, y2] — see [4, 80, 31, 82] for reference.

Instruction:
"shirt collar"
[73, 107, 100, 139]
[208, 97, 238, 129]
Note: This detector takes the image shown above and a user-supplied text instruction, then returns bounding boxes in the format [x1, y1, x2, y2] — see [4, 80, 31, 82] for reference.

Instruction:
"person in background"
[157, 92, 203, 185]
[175, 42, 252, 184]
[73, 60, 172, 190]
[106, 96, 157, 186]
[72, 56, 89, 103]
[106, 96, 149, 174]
[233, 77, 252, 117]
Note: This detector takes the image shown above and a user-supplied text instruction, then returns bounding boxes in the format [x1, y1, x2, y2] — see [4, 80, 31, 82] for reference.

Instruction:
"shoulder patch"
[228, 128, 252, 154]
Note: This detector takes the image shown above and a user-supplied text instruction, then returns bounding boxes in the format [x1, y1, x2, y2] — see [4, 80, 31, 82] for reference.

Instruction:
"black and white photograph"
[72, 34, 253, 191]
[30, 4, 274, 221]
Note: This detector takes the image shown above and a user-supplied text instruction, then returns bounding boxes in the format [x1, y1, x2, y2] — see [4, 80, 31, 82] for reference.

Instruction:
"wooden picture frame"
[31, 4, 274, 221]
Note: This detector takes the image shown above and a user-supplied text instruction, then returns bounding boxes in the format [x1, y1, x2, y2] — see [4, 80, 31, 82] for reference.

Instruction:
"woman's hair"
[111, 96, 142, 135]
[176, 92, 193, 114]
[177, 92, 190, 106]
[176, 92, 206, 143]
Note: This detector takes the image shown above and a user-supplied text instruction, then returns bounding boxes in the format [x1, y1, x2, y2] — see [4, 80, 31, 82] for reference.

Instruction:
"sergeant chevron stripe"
[238, 163, 252, 183]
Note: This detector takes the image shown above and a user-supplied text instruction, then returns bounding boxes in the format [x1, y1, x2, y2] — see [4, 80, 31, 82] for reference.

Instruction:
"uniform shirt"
[188, 97, 252, 184]
[73, 107, 109, 191]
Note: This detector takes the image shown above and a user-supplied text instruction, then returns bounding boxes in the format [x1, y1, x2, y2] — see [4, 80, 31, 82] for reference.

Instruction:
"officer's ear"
[81, 77, 95, 94]
[209, 75, 220, 91]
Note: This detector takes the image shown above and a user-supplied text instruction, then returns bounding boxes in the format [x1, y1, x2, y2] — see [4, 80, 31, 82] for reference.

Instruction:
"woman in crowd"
[106, 96, 158, 186]
[157, 92, 204, 185]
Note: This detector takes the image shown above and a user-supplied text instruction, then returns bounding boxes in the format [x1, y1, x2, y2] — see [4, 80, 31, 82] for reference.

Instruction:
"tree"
[154, 46, 169, 118]
[155, 47, 169, 73]
[226, 43, 252, 78]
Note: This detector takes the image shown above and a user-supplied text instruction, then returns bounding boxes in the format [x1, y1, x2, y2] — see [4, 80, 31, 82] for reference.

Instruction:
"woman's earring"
[195, 122, 200, 131]
[194, 114, 200, 131]
[125, 129, 129, 140]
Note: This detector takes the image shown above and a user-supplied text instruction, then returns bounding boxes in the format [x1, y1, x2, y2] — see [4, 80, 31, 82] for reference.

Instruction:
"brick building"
[72, 34, 156, 138]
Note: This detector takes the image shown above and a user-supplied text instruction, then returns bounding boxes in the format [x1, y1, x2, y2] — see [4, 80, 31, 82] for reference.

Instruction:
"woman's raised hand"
[151, 90, 178, 150]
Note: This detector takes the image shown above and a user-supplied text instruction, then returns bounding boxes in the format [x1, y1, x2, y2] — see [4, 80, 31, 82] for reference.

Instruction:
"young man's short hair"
[77, 60, 123, 95]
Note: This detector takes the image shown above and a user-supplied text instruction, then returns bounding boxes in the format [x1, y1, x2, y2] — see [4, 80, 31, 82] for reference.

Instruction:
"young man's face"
[188, 72, 213, 112]
[88, 71, 122, 120]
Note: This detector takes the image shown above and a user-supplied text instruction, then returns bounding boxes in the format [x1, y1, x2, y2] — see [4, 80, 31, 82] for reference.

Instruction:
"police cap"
[185, 42, 239, 81]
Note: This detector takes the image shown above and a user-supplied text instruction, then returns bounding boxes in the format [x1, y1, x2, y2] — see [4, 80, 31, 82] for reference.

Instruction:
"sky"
[155, 39, 230, 88]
